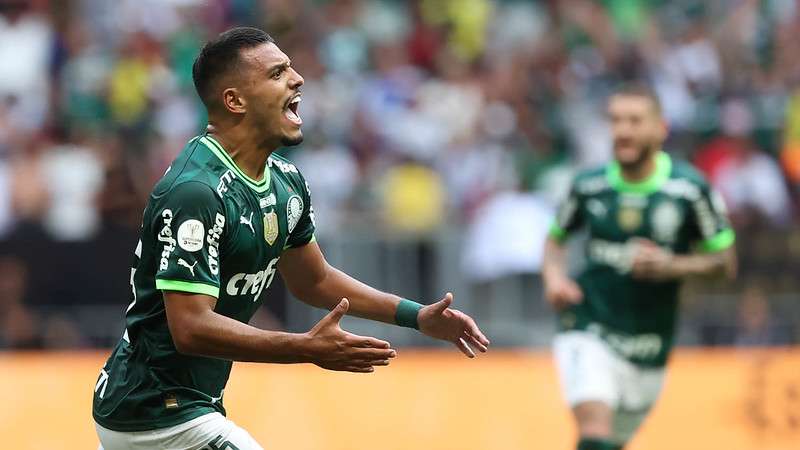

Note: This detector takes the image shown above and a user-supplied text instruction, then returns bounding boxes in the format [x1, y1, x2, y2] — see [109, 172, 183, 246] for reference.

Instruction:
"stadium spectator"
[0, 0, 799, 348]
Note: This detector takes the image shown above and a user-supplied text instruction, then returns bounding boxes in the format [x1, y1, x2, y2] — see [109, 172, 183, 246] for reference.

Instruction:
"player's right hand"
[304, 298, 396, 373]
[543, 274, 583, 310]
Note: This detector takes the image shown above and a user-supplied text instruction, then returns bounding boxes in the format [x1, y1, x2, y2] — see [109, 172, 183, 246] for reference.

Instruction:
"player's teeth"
[285, 109, 299, 121]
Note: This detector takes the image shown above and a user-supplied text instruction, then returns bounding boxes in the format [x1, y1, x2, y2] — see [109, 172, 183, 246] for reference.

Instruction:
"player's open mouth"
[284, 94, 302, 126]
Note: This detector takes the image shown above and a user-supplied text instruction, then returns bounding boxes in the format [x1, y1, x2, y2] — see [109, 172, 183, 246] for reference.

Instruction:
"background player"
[92, 27, 489, 450]
[542, 85, 737, 450]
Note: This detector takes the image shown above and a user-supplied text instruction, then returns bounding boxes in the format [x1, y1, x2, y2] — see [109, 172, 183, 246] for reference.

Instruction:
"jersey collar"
[606, 151, 671, 195]
[200, 134, 272, 193]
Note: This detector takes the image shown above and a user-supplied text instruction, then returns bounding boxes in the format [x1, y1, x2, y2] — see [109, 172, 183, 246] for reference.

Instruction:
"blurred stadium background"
[0, 0, 798, 449]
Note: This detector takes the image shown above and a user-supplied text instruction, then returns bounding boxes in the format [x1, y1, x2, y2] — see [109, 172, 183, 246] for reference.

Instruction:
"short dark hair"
[612, 83, 662, 115]
[192, 27, 275, 110]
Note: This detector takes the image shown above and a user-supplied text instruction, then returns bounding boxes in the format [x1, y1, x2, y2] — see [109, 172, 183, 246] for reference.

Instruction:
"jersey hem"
[93, 407, 218, 432]
[155, 279, 220, 297]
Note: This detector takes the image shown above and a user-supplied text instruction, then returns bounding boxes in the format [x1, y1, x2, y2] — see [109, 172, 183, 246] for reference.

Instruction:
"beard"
[280, 131, 304, 147]
[615, 140, 657, 170]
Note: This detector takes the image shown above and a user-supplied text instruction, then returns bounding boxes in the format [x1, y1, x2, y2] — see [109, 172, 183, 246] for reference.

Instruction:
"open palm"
[418, 293, 490, 358]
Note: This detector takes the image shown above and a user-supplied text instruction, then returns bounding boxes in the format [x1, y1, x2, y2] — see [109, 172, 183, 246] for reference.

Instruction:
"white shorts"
[96, 412, 263, 450]
[553, 331, 665, 443]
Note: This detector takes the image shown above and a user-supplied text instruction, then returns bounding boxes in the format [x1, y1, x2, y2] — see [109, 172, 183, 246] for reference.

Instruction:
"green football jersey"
[549, 152, 734, 367]
[92, 134, 315, 431]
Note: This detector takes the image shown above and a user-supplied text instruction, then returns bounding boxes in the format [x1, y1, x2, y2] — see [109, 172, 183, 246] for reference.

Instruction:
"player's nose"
[288, 67, 304, 89]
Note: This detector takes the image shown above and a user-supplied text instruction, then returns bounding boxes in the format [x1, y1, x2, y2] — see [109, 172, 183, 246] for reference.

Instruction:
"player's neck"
[206, 126, 276, 181]
[619, 151, 658, 183]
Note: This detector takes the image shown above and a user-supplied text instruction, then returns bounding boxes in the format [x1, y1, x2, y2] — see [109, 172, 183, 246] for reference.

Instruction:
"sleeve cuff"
[699, 228, 735, 253]
[549, 222, 568, 242]
[285, 234, 316, 250]
[156, 279, 220, 297]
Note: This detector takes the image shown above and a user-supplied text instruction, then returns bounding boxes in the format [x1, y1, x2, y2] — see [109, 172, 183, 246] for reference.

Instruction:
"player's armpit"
[162, 291, 218, 354]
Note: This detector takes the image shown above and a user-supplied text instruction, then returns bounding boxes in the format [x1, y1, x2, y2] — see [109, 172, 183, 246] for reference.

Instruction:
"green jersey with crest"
[550, 152, 734, 367]
[92, 134, 315, 431]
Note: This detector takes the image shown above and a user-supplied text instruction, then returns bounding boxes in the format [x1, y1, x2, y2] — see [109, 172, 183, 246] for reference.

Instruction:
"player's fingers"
[323, 298, 349, 324]
[463, 332, 488, 353]
[430, 292, 453, 314]
[350, 334, 392, 349]
[455, 337, 476, 358]
[342, 365, 375, 373]
[464, 317, 490, 346]
[351, 347, 397, 360]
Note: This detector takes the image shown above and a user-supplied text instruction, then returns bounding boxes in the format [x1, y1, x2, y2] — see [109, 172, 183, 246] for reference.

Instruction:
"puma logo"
[178, 258, 198, 276]
[240, 211, 254, 234]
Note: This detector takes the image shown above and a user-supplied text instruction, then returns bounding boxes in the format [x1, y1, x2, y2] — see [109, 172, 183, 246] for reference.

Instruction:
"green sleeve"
[691, 184, 735, 253]
[153, 182, 226, 297]
[550, 180, 584, 242]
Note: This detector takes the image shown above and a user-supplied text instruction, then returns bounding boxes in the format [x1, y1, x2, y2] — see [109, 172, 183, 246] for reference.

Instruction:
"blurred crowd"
[1, 0, 799, 348]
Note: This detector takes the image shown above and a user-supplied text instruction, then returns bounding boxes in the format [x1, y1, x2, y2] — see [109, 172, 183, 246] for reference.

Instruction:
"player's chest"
[584, 191, 691, 245]
[222, 181, 304, 263]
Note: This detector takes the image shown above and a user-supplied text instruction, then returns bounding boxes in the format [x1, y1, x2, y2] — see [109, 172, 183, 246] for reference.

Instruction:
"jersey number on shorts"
[204, 435, 241, 450]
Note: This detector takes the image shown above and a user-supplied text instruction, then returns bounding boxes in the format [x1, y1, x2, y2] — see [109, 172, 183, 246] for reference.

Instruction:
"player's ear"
[222, 87, 246, 114]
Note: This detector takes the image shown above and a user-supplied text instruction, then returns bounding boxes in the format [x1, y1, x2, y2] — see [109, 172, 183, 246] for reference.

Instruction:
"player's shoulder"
[571, 165, 609, 196]
[151, 137, 225, 203]
[268, 152, 307, 190]
[662, 153, 711, 198]
[268, 152, 303, 177]
[668, 155, 708, 185]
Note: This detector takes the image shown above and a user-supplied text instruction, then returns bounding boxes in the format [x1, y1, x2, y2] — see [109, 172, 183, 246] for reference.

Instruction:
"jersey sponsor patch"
[263, 210, 279, 245]
[287, 195, 303, 234]
[177, 219, 205, 252]
[260, 193, 276, 209]
[651, 200, 682, 244]
[225, 258, 279, 300]
[586, 198, 607, 218]
[617, 206, 642, 231]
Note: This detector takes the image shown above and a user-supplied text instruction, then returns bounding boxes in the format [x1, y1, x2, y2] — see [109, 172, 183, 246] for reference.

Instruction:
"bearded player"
[543, 85, 736, 450]
[92, 27, 490, 450]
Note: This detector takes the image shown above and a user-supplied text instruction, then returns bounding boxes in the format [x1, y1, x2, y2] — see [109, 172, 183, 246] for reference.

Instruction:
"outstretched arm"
[163, 292, 395, 372]
[278, 241, 490, 357]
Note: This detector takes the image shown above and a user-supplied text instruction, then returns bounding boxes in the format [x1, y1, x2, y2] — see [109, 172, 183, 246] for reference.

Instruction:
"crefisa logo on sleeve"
[158, 209, 176, 270]
[207, 213, 225, 275]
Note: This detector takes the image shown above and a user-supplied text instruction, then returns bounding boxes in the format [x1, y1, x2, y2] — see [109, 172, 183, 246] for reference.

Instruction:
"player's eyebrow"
[266, 60, 291, 74]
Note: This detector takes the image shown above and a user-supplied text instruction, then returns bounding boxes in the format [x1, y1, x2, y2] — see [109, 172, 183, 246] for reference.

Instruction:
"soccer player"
[543, 85, 737, 450]
[92, 27, 490, 450]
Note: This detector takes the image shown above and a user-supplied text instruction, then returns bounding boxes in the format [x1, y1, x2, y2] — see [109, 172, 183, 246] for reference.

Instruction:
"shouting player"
[92, 27, 489, 450]
[543, 85, 736, 450]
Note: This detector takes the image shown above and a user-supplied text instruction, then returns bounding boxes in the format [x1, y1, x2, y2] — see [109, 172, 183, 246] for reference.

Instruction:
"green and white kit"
[549, 152, 734, 443]
[93, 134, 315, 433]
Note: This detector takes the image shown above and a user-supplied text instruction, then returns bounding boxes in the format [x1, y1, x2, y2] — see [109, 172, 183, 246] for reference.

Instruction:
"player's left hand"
[631, 239, 679, 280]
[418, 292, 490, 358]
